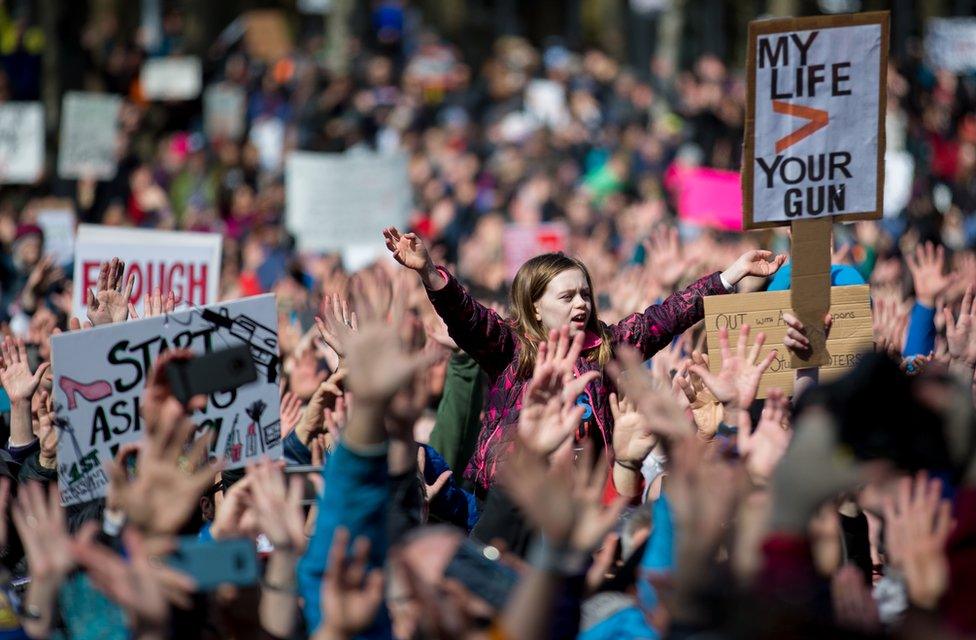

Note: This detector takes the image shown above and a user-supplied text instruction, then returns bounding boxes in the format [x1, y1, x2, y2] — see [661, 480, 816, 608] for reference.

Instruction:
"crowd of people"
[0, 2, 971, 639]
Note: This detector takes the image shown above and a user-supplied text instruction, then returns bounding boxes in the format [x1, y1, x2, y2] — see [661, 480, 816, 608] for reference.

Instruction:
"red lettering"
[187, 263, 208, 304]
[128, 263, 144, 302]
[81, 261, 101, 299]
[169, 263, 184, 301]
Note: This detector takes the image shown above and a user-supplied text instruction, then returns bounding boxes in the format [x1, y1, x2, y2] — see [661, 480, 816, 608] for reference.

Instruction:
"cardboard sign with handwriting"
[703, 285, 872, 399]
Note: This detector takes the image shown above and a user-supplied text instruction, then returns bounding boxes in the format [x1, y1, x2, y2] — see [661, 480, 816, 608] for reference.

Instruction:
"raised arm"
[609, 250, 786, 358]
[383, 227, 517, 375]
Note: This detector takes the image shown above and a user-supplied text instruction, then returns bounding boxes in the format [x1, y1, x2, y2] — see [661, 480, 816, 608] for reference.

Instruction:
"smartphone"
[442, 538, 518, 609]
[166, 345, 257, 405]
[165, 537, 259, 591]
[284, 465, 323, 507]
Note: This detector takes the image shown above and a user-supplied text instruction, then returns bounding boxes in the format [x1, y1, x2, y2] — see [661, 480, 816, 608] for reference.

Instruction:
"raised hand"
[944, 285, 976, 369]
[108, 391, 218, 535]
[318, 527, 385, 640]
[518, 327, 599, 456]
[280, 391, 303, 435]
[0, 336, 49, 402]
[86, 257, 136, 326]
[644, 225, 696, 290]
[12, 482, 74, 581]
[738, 387, 792, 484]
[35, 390, 58, 468]
[908, 241, 956, 307]
[315, 293, 359, 359]
[128, 288, 177, 320]
[609, 392, 657, 467]
[248, 461, 307, 554]
[344, 322, 438, 405]
[382, 226, 445, 290]
[720, 250, 787, 286]
[72, 526, 196, 629]
[609, 346, 694, 444]
[500, 442, 625, 553]
[882, 472, 954, 610]
[673, 355, 724, 438]
[382, 226, 432, 272]
[690, 325, 775, 409]
[417, 448, 453, 507]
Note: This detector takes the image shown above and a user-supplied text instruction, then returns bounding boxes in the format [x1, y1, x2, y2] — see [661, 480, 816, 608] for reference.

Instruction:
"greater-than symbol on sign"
[772, 101, 829, 153]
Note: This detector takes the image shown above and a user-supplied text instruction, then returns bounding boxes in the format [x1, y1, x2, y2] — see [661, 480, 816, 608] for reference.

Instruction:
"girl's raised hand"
[720, 250, 787, 286]
[382, 227, 431, 272]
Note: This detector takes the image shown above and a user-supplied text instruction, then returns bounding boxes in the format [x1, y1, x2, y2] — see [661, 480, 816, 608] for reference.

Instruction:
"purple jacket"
[426, 267, 728, 491]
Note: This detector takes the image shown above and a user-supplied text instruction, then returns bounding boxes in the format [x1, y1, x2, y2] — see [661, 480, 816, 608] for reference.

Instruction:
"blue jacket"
[766, 263, 866, 291]
[284, 429, 478, 532]
[297, 442, 391, 637]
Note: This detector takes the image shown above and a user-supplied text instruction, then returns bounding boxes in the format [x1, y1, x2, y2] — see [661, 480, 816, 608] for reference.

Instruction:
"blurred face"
[534, 268, 592, 336]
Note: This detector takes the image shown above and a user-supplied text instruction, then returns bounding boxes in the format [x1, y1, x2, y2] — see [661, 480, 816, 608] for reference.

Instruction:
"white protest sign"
[0, 103, 43, 183]
[57, 92, 121, 180]
[140, 56, 203, 101]
[36, 204, 76, 265]
[285, 151, 411, 253]
[204, 84, 246, 141]
[72, 225, 221, 317]
[743, 12, 888, 228]
[52, 294, 281, 505]
[926, 18, 976, 73]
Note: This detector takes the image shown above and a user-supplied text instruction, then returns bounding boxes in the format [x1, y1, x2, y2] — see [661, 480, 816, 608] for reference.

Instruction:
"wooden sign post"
[734, 11, 889, 370]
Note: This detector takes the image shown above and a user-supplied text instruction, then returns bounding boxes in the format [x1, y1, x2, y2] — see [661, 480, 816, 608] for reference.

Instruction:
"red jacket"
[425, 266, 727, 491]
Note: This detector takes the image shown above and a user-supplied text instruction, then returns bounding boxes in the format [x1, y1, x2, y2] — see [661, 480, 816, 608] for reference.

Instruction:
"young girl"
[383, 226, 785, 493]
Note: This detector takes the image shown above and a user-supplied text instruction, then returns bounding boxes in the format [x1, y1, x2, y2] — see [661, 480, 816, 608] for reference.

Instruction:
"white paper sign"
[204, 84, 246, 141]
[926, 18, 976, 73]
[36, 207, 76, 265]
[72, 225, 222, 317]
[285, 151, 411, 253]
[745, 14, 886, 227]
[57, 92, 121, 180]
[0, 103, 44, 183]
[140, 56, 203, 101]
[52, 294, 281, 506]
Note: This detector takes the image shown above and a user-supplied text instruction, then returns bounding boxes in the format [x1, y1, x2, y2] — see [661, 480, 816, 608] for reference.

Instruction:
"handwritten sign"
[285, 151, 411, 253]
[743, 13, 888, 228]
[72, 225, 221, 318]
[703, 285, 872, 398]
[57, 92, 121, 180]
[0, 103, 43, 183]
[140, 56, 203, 101]
[52, 294, 281, 506]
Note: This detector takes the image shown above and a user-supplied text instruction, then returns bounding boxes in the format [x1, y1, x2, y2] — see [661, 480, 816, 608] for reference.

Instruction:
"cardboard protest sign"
[285, 151, 411, 254]
[140, 56, 203, 101]
[743, 12, 888, 228]
[665, 164, 743, 232]
[502, 223, 568, 281]
[72, 225, 221, 317]
[703, 284, 872, 398]
[926, 18, 976, 73]
[0, 103, 44, 183]
[57, 92, 122, 180]
[34, 201, 76, 265]
[51, 294, 281, 505]
[204, 84, 246, 141]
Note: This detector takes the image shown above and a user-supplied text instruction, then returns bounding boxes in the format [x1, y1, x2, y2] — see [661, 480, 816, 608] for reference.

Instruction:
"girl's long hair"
[509, 253, 612, 378]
